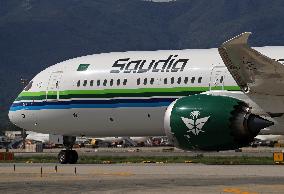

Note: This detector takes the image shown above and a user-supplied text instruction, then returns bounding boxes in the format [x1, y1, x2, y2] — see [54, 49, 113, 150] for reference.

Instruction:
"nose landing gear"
[58, 150, 78, 164]
[58, 136, 78, 164]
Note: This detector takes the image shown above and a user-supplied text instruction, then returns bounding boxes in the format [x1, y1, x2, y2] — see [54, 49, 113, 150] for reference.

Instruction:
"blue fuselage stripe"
[10, 98, 177, 111]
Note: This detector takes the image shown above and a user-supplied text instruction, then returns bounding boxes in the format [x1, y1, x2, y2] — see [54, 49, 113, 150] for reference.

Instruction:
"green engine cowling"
[164, 94, 273, 151]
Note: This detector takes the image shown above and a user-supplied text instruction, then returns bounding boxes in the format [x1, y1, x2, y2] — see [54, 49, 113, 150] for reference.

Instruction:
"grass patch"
[0, 155, 274, 165]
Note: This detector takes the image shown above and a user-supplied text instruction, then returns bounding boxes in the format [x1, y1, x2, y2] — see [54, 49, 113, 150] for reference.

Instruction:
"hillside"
[1, 0, 284, 131]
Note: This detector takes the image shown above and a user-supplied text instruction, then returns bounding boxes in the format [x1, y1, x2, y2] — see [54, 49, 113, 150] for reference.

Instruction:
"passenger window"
[83, 80, 87, 86]
[90, 80, 94, 86]
[184, 77, 188, 84]
[137, 78, 141, 85]
[97, 80, 100, 86]
[117, 79, 121, 86]
[123, 79, 127, 85]
[177, 77, 181, 84]
[220, 76, 224, 83]
[171, 77, 174, 84]
[150, 78, 154, 85]
[110, 79, 114, 86]
[103, 79, 107, 86]
[164, 78, 167, 84]
[191, 77, 195, 83]
[198, 77, 202, 83]
[144, 78, 147, 85]
[77, 80, 80, 87]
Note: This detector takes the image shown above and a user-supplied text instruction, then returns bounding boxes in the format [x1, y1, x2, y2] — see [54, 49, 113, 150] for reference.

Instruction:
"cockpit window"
[77, 64, 90, 71]
[24, 81, 33, 91]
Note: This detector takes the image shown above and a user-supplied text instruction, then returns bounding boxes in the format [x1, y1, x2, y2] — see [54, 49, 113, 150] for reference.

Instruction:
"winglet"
[219, 32, 284, 96]
[222, 32, 252, 47]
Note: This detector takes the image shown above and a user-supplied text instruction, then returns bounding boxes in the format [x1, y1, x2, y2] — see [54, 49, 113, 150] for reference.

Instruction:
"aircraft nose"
[8, 96, 38, 131]
[8, 101, 19, 126]
[8, 95, 28, 129]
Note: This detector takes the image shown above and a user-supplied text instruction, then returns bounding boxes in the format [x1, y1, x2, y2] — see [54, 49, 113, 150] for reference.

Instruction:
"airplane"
[8, 32, 284, 164]
[92, 136, 152, 147]
[255, 135, 284, 142]
[250, 135, 284, 147]
[26, 131, 50, 143]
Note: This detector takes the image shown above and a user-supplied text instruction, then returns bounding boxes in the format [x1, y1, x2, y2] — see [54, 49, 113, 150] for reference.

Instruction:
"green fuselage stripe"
[16, 86, 241, 101]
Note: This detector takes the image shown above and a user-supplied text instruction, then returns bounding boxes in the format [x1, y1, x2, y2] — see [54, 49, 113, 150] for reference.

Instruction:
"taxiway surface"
[1, 146, 282, 157]
[0, 163, 284, 194]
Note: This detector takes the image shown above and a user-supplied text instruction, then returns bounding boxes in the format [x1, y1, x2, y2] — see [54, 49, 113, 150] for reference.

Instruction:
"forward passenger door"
[46, 71, 63, 101]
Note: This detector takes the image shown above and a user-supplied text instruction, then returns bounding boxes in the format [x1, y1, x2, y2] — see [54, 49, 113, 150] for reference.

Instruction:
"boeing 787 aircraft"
[8, 32, 284, 163]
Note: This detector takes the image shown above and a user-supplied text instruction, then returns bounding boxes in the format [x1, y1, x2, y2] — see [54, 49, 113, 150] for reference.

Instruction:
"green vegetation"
[1, 155, 274, 165]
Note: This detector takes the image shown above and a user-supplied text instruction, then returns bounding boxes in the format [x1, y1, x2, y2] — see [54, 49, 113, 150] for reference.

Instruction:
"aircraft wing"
[219, 32, 284, 95]
[218, 32, 284, 114]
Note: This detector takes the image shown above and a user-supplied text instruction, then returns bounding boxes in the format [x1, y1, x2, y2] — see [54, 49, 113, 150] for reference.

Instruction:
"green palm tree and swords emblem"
[181, 111, 210, 136]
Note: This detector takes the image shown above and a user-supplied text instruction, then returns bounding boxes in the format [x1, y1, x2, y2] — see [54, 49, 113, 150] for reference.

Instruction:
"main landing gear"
[58, 136, 78, 164]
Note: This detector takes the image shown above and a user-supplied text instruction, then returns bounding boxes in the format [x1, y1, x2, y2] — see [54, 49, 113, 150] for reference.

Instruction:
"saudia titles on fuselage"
[110, 55, 189, 73]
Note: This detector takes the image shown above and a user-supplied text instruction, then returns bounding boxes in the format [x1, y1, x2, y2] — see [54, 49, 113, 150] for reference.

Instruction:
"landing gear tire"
[58, 150, 78, 164]
[69, 150, 78, 164]
[58, 136, 78, 164]
[58, 150, 68, 164]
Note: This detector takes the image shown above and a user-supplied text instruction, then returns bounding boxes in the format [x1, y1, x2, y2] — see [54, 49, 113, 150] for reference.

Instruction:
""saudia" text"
[110, 55, 189, 73]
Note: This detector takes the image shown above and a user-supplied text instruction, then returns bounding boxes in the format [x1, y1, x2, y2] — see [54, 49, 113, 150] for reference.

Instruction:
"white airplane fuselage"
[8, 47, 284, 137]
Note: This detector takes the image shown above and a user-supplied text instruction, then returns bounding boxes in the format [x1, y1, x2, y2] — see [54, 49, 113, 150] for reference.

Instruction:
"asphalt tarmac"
[0, 163, 284, 194]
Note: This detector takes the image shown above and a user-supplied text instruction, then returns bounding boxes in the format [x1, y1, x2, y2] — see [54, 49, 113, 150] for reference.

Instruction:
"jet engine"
[164, 95, 273, 151]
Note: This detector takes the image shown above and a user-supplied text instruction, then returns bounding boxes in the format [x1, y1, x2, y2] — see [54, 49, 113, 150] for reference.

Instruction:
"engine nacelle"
[164, 95, 273, 151]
